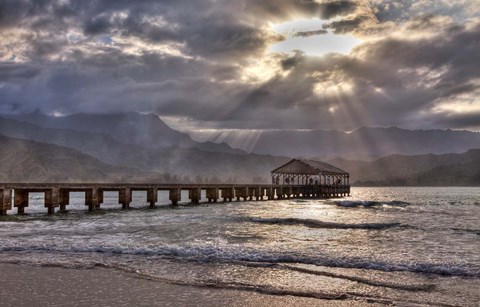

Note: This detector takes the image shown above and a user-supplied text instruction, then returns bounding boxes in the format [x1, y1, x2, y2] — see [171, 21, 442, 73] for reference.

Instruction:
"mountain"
[330, 149, 480, 186]
[1, 125, 478, 185]
[191, 127, 480, 158]
[0, 134, 149, 183]
[7, 111, 244, 155]
[2, 112, 479, 186]
[9, 112, 480, 159]
[0, 117, 287, 182]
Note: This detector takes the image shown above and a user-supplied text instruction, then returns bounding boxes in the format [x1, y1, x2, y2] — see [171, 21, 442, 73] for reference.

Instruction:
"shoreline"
[0, 263, 369, 307]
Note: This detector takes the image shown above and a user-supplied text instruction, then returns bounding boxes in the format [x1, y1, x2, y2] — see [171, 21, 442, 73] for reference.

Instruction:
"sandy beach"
[0, 263, 370, 307]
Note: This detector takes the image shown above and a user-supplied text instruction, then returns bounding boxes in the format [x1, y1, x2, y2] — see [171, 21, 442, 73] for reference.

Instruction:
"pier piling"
[59, 190, 70, 212]
[169, 188, 180, 206]
[0, 183, 350, 215]
[119, 188, 132, 209]
[14, 189, 29, 215]
[44, 188, 60, 215]
[147, 188, 158, 208]
[0, 189, 12, 215]
[189, 188, 201, 204]
[86, 188, 100, 212]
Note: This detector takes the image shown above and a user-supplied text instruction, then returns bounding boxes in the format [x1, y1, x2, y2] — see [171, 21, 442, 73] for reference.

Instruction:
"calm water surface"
[0, 187, 479, 306]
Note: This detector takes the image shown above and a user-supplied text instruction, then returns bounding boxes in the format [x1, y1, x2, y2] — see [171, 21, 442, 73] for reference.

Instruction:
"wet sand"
[0, 264, 371, 307]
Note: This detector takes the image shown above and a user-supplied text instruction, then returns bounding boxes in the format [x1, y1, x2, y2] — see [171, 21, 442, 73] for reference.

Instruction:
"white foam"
[1, 243, 478, 277]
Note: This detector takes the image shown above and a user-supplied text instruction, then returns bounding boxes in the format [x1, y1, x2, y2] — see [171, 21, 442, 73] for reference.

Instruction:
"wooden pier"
[0, 183, 350, 215]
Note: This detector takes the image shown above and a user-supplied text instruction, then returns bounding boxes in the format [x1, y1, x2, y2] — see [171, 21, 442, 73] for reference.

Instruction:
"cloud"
[0, 0, 478, 132]
[294, 29, 329, 37]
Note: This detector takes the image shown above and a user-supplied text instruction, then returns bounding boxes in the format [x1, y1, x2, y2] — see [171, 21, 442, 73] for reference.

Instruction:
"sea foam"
[1, 243, 478, 278]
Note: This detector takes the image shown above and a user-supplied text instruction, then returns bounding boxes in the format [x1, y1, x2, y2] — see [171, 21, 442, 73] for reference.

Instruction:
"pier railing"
[0, 183, 350, 215]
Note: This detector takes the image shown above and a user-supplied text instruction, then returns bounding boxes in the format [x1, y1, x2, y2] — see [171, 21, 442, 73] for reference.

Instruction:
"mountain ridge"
[1, 112, 479, 186]
[330, 149, 480, 186]
[6, 111, 245, 155]
[190, 126, 480, 159]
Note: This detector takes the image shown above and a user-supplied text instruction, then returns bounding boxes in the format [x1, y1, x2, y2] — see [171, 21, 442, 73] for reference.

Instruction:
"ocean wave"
[449, 227, 480, 236]
[335, 200, 410, 208]
[277, 264, 434, 291]
[1, 244, 478, 278]
[247, 217, 401, 230]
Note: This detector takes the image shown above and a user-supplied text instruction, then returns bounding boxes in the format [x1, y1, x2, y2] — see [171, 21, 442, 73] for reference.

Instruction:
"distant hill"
[1, 112, 479, 186]
[0, 117, 287, 182]
[6, 111, 244, 155]
[8, 112, 480, 159]
[191, 127, 480, 158]
[0, 134, 148, 183]
[0, 130, 478, 186]
[331, 149, 480, 186]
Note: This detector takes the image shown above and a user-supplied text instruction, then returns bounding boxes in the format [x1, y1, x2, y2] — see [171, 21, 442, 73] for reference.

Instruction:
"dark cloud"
[294, 29, 328, 37]
[430, 112, 480, 130]
[0, 63, 41, 82]
[320, 0, 358, 19]
[323, 15, 371, 33]
[83, 15, 112, 35]
[0, 0, 479, 132]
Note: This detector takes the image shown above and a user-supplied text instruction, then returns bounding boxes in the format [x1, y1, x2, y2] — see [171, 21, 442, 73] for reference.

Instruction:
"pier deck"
[0, 183, 350, 215]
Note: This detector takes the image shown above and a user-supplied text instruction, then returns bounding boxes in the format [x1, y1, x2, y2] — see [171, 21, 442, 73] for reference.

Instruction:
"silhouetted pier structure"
[0, 159, 350, 215]
[0, 182, 350, 215]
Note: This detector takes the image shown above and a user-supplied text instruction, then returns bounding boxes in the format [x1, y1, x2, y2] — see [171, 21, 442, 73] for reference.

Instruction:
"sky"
[0, 0, 479, 132]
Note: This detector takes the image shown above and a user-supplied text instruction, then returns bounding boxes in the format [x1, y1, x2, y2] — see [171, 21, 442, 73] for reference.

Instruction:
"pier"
[0, 183, 350, 215]
[0, 158, 351, 215]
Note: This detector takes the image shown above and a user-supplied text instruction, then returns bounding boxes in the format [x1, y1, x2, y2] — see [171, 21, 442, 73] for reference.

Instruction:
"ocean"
[0, 187, 479, 306]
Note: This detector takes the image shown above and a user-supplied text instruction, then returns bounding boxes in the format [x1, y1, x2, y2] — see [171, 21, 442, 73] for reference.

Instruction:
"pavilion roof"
[271, 159, 348, 175]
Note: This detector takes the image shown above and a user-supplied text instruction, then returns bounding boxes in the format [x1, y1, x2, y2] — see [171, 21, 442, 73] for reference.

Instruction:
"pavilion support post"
[235, 188, 241, 201]
[221, 188, 234, 202]
[169, 188, 181, 206]
[254, 187, 261, 200]
[14, 189, 29, 215]
[247, 187, 255, 201]
[295, 187, 301, 198]
[147, 188, 158, 208]
[266, 187, 273, 200]
[45, 188, 60, 215]
[285, 186, 291, 198]
[255, 187, 260, 200]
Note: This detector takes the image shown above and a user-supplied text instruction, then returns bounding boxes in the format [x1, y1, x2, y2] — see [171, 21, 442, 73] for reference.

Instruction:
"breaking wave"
[449, 227, 480, 236]
[247, 217, 401, 229]
[335, 200, 410, 208]
[1, 244, 478, 278]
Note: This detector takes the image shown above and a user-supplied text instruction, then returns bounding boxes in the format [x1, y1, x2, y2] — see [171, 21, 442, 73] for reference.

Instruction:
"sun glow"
[269, 18, 362, 56]
[313, 80, 354, 97]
